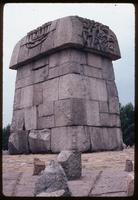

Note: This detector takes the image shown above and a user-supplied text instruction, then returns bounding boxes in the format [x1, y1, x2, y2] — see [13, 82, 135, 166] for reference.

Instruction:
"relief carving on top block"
[77, 16, 120, 56]
[25, 22, 53, 49]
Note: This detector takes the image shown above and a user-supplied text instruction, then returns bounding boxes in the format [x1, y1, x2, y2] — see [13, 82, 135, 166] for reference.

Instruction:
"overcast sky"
[3, 3, 135, 127]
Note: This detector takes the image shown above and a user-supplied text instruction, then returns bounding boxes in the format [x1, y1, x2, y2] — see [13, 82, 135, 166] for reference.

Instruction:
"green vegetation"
[120, 103, 134, 146]
[2, 124, 10, 150]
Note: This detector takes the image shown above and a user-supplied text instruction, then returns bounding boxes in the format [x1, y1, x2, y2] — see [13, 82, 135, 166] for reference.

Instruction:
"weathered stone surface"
[10, 109, 25, 132]
[29, 129, 51, 153]
[36, 189, 66, 197]
[20, 85, 33, 108]
[83, 65, 102, 78]
[24, 106, 37, 130]
[90, 169, 128, 196]
[85, 100, 100, 126]
[33, 158, 46, 175]
[8, 131, 29, 154]
[87, 52, 102, 68]
[89, 127, 123, 151]
[43, 78, 59, 102]
[13, 89, 21, 110]
[126, 173, 134, 196]
[9, 39, 21, 68]
[55, 99, 86, 126]
[37, 115, 54, 129]
[100, 113, 121, 127]
[106, 80, 118, 97]
[125, 160, 133, 172]
[51, 126, 90, 153]
[16, 63, 32, 80]
[33, 83, 43, 106]
[38, 101, 53, 117]
[109, 96, 120, 114]
[101, 58, 115, 80]
[99, 101, 108, 113]
[34, 160, 71, 196]
[57, 150, 82, 180]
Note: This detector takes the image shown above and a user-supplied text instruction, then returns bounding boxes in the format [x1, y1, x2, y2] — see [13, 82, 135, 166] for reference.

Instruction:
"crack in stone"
[88, 170, 103, 196]
[11, 172, 23, 196]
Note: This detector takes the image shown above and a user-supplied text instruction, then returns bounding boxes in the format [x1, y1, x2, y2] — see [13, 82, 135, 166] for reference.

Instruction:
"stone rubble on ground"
[34, 160, 71, 197]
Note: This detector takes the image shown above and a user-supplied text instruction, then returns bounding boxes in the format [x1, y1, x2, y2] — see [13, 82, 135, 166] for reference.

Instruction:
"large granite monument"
[8, 16, 123, 154]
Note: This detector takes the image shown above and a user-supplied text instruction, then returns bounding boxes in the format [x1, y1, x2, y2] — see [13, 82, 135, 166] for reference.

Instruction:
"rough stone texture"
[51, 126, 90, 153]
[89, 127, 123, 151]
[33, 158, 46, 175]
[34, 160, 71, 196]
[57, 150, 82, 180]
[8, 131, 29, 154]
[9, 16, 122, 154]
[29, 129, 51, 153]
[126, 173, 134, 196]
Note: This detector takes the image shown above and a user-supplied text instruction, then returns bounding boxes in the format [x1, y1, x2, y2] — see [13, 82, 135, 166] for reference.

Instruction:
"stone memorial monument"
[8, 16, 123, 154]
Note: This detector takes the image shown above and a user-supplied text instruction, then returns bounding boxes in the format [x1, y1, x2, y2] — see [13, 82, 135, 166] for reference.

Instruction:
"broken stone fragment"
[57, 150, 82, 180]
[125, 160, 133, 172]
[36, 189, 66, 197]
[34, 160, 71, 196]
[33, 158, 46, 176]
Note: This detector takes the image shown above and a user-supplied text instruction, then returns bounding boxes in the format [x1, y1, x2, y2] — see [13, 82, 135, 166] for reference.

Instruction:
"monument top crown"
[9, 16, 121, 69]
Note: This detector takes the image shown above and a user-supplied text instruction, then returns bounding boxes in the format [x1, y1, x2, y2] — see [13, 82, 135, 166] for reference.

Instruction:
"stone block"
[34, 160, 71, 196]
[48, 66, 59, 79]
[28, 43, 41, 60]
[55, 99, 86, 126]
[13, 89, 21, 110]
[33, 83, 43, 105]
[89, 78, 108, 101]
[43, 78, 59, 101]
[85, 100, 100, 126]
[101, 58, 115, 80]
[37, 115, 55, 129]
[99, 101, 109, 113]
[100, 113, 120, 127]
[8, 130, 29, 154]
[10, 109, 25, 132]
[109, 97, 120, 114]
[59, 74, 89, 100]
[87, 52, 102, 68]
[15, 75, 33, 89]
[106, 80, 118, 97]
[29, 129, 50, 153]
[24, 106, 37, 130]
[57, 150, 82, 180]
[32, 56, 48, 70]
[127, 174, 134, 196]
[90, 170, 128, 196]
[83, 65, 102, 78]
[125, 160, 133, 172]
[33, 158, 46, 175]
[16, 63, 32, 80]
[51, 126, 90, 153]
[20, 85, 33, 108]
[89, 127, 123, 151]
[33, 65, 49, 84]
[38, 101, 54, 117]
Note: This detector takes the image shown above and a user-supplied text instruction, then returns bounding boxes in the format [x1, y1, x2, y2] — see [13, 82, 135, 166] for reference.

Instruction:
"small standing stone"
[57, 150, 82, 180]
[33, 158, 45, 175]
[127, 173, 134, 196]
[125, 160, 133, 172]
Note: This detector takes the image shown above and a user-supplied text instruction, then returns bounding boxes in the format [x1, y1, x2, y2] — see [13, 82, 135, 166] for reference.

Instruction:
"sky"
[3, 3, 135, 127]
